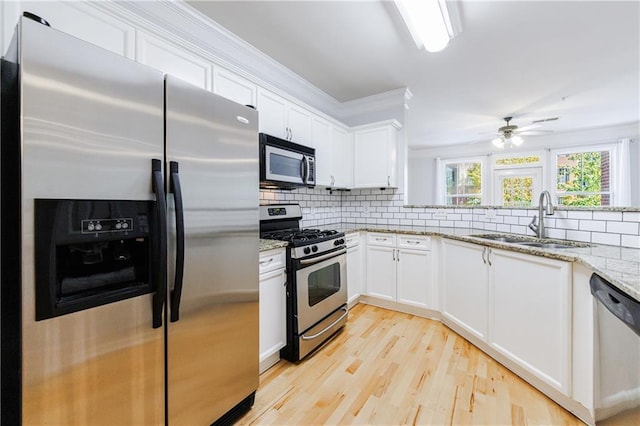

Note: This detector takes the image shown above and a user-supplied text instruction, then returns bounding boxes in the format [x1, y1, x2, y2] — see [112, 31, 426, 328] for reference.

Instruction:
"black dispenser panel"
[35, 199, 156, 320]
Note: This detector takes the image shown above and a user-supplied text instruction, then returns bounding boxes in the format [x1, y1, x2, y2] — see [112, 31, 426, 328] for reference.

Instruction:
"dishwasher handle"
[590, 273, 640, 337]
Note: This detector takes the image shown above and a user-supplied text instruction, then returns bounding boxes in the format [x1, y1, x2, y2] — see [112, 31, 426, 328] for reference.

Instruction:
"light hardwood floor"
[239, 303, 585, 425]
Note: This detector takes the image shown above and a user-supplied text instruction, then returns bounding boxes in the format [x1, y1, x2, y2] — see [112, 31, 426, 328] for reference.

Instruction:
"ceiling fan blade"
[519, 130, 554, 135]
[531, 117, 559, 124]
[514, 123, 541, 132]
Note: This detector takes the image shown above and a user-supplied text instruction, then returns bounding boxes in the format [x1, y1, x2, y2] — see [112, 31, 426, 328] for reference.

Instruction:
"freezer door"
[165, 75, 259, 424]
[18, 18, 165, 424]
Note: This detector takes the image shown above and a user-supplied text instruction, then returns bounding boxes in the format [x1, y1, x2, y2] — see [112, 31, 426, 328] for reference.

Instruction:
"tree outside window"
[444, 161, 482, 205]
[556, 150, 611, 206]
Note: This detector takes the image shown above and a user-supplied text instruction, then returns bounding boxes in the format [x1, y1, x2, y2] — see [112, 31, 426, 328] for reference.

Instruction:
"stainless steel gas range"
[260, 204, 348, 361]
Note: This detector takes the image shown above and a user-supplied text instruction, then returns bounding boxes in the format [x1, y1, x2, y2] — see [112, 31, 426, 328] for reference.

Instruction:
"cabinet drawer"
[259, 249, 285, 274]
[397, 235, 431, 251]
[367, 232, 396, 247]
[345, 232, 359, 248]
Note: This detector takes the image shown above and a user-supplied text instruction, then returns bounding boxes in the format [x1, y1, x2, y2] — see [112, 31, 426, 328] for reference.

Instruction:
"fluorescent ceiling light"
[394, 0, 455, 53]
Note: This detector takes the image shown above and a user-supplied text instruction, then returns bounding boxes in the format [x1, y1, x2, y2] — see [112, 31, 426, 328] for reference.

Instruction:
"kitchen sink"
[518, 242, 576, 249]
[471, 234, 592, 249]
[471, 234, 538, 243]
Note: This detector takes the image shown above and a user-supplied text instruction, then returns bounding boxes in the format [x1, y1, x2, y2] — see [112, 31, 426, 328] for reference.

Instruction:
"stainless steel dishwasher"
[590, 274, 640, 424]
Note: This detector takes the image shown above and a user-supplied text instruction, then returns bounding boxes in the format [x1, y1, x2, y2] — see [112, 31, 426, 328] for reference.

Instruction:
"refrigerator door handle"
[169, 161, 185, 322]
[151, 159, 167, 328]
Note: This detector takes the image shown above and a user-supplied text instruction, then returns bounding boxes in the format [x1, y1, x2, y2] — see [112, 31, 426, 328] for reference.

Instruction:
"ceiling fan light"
[492, 137, 505, 148]
[511, 136, 524, 146]
[394, 0, 453, 53]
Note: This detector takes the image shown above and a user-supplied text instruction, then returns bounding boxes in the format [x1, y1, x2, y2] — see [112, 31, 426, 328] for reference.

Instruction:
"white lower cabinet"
[346, 232, 362, 305]
[366, 233, 433, 307]
[489, 248, 571, 393]
[258, 249, 286, 373]
[442, 239, 571, 394]
[442, 239, 489, 340]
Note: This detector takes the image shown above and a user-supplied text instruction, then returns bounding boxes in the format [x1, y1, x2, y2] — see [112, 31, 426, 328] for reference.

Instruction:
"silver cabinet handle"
[406, 240, 421, 245]
[397, 249, 400, 262]
[387, 175, 390, 186]
[487, 248, 492, 266]
[375, 237, 387, 242]
[481, 247, 487, 264]
[301, 307, 348, 340]
[392, 249, 396, 261]
[259, 258, 274, 265]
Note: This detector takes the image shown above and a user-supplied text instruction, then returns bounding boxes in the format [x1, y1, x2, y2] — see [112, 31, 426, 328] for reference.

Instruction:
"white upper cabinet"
[312, 117, 333, 187]
[287, 104, 312, 146]
[332, 126, 353, 189]
[213, 67, 257, 107]
[136, 30, 212, 90]
[353, 120, 401, 188]
[256, 88, 288, 139]
[4, 2, 135, 58]
[256, 88, 312, 146]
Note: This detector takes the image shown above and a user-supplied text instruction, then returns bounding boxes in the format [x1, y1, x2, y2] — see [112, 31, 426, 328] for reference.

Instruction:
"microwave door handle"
[169, 161, 185, 323]
[301, 156, 308, 185]
[151, 159, 167, 329]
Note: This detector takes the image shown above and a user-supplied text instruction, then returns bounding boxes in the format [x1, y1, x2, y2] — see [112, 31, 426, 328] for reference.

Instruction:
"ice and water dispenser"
[35, 199, 157, 320]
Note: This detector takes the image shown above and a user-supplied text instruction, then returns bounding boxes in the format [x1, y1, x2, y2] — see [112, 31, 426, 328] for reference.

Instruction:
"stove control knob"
[334, 238, 345, 246]
[311, 245, 318, 252]
[304, 247, 311, 255]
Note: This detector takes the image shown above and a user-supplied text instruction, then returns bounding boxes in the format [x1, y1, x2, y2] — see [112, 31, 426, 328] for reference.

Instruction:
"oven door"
[294, 249, 347, 333]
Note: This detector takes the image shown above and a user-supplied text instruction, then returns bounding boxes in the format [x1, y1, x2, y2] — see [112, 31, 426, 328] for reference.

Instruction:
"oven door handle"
[299, 248, 347, 265]
[301, 307, 348, 340]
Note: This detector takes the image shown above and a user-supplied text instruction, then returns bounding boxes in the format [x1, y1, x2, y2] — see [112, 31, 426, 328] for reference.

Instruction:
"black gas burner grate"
[261, 228, 340, 244]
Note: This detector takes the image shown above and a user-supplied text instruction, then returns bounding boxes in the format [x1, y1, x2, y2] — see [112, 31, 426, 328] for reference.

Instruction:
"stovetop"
[261, 228, 343, 247]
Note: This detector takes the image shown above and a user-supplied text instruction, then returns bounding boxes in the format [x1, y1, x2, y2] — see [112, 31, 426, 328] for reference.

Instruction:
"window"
[554, 148, 612, 206]
[493, 152, 543, 207]
[442, 159, 482, 205]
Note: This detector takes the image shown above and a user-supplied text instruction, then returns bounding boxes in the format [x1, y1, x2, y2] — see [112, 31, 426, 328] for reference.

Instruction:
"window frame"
[438, 156, 485, 206]
[549, 144, 616, 207]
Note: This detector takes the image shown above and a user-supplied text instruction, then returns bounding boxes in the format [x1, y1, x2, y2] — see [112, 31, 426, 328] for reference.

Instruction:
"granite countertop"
[259, 239, 289, 252]
[331, 222, 640, 303]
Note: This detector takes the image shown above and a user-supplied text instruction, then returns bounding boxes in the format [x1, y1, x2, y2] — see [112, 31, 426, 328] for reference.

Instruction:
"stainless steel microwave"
[259, 133, 315, 189]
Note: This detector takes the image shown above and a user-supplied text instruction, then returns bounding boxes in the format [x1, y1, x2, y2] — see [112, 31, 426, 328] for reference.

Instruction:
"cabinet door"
[259, 269, 287, 363]
[213, 67, 257, 107]
[332, 127, 353, 188]
[353, 124, 397, 188]
[489, 249, 571, 393]
[287, 104, 312, 146]
[366, 245, 396, 301]
[442, 240, 489, 340]
[346, 245, 362, 304]
[312, 117, 332, 186]
[136, 31, 212, 90]
[257, 89, 287, 138]
[396, 248, 432, 309]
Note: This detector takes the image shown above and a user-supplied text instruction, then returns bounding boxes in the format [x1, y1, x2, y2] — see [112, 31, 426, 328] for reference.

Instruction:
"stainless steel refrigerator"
[1, 15, 259, 425]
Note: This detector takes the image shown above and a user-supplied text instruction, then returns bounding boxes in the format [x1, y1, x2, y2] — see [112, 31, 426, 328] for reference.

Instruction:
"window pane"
[443, 161, 482, 205]
[556, 150, 610, 206]
[502, 176, 534, 207]
[495, 155, 541, 166]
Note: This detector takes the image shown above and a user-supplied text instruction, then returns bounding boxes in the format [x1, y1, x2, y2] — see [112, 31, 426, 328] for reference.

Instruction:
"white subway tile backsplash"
[579, 220, 606, 232]
[621, 235, 640, 248]
[607, 221, 639, 235]
[592, 211, 623, 221]
[566, 230, 592, 242]
[623, 212, 640, 222]
[555, 219, 580, 230]
[591, 232, 621, 246]
[567, 211, 593, 220]
[546, 228, 567, 239]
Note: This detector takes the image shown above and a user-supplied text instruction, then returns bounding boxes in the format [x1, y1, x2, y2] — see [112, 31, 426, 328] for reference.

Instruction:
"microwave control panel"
[81, 218, 133, 234]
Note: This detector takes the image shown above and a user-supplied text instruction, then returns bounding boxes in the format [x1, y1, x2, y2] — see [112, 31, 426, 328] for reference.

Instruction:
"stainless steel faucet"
[528, 190, 555, 238]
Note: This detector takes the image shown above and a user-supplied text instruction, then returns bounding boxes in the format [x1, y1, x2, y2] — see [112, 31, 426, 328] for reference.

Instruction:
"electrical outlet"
[362, 203, 369, 214]
[485, 208, 497, 219]
[433, 208, 447, 220]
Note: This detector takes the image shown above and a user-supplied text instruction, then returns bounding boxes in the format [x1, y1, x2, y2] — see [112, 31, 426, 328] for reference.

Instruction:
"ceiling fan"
[489, 116, 557, 148]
